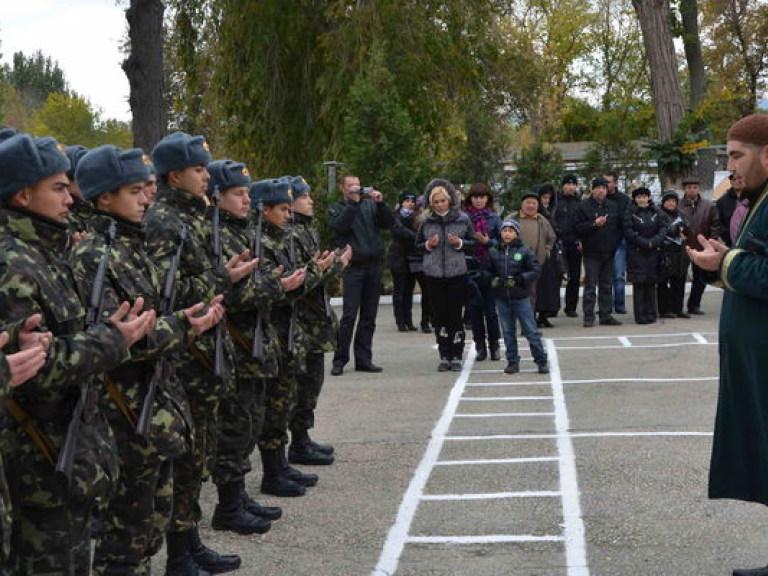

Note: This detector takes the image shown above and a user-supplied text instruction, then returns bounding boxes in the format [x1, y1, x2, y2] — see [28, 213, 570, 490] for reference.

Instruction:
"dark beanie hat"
[65, 145, 89, 180]
[0, 127, 18, 143]
[151, 132, 211, 175]
[398, 189, 416, 205]
[561, 173, 578, 185]
[631, 186, 651, 199]
[0, 133, 70, 200]
[727, 114, 768, 147]
[76, 145, 152, 201]
[206, 159, 251, 196]
[249, 178, 292, 206]
[591, 176, 609, 189]
[661, 190, 679, 204]
[292, 175, 310, 198]
[500, 219, 521, 234]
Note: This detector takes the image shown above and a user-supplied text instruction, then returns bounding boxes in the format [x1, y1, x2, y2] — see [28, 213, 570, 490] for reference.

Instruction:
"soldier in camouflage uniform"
[144, 132, 257, 576]
[205, 160, 290, 535]
[0, 133, 155, 575]
[71, 145, 225, 575]
[287, 176, 351, 466]
[0, 317, 50, 576]
[251, 178, 335, 497]
[64, 145, 95, 234]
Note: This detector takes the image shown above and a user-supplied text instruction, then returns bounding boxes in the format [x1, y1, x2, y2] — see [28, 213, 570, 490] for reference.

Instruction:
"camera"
[360, 186, 374, 195]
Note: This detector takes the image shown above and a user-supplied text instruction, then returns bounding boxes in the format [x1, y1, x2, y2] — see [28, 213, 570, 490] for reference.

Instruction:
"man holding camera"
[328, 175, 394, 376]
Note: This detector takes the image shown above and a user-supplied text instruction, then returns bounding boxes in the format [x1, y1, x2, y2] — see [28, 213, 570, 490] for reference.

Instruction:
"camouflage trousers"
[169, 392, 219, 534]
[0, 456, 10, 574]
[4, 413, 117, 575]
[91, 448, 173, 575]
[212, 378, 266, 486]
[290, 353, 326, 435]
[257, 373, 297, 451]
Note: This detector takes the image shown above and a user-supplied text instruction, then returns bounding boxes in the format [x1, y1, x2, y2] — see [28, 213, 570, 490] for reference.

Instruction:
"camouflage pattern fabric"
[1, 355, 11, 571]
[71, 212, 195, 573]
[68, 195, 95, 234]
[143, 183, 236, 533]
[0, 207, 128, 575]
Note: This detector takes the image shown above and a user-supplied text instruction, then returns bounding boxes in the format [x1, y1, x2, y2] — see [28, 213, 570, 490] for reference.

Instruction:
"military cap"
[561, 173, 578, 185]
[249, 178, 292, 206]
[65, 145, 89, 180]
[292, 175, 310, 198]
[76, 145, 152, 201]
[151, 131, 211, 175]
[681, 176, 700, 186]
[591, 176, 609, 189]
[661, 190, 680, 204]
[631, 186, 651, 199]
[500, 219, 521, 234]
[206, 159, 251, 196]
[0, 133, 70, 200]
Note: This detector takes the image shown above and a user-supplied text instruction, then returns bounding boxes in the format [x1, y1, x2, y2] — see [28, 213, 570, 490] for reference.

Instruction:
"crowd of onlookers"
[386, 171, 736, 373]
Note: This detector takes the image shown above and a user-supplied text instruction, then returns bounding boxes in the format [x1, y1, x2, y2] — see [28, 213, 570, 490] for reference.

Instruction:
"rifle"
[251, 199, 266, 362]
[136, 225, 188, 440]
[210, 186, 226, 377]
[286, 211, 298, 351]
[55, 221, 117, 487]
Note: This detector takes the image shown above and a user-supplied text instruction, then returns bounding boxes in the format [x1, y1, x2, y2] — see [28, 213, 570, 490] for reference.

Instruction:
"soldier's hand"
[280, 268, 306, 292]
[111, 298, 157, 348]
[70, 231, 87, 250]
[1, 331, 47, 387]
[225, 251, 259, 283]
[184, 295, 226, 335]
[19, 314, 53, 351]
[314, 250, 336, 271]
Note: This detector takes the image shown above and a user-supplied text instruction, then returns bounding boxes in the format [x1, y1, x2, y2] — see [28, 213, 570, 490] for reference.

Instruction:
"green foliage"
[504, 142, 564, 212]
[5, 50, 67, 112]
[643, 114, 706, 183]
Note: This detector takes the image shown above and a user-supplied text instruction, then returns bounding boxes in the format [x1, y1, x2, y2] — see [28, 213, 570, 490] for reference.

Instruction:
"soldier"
[71, 145, 226, 575]
[205, 160, 299, 535]
[287, 175, 351, 466]
[0, 132, 155, 575]
[64, 144, 95, 234]
[250, 178, 332, 497]
[144, 132, 257, 575]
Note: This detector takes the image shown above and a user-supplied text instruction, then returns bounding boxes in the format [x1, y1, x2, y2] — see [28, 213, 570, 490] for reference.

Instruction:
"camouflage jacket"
[68, 194, 95, 234]
[292, 212, 341, 353]
[70, 212, 195, 458]
[143, 183, 237, 399]
[216, 208, 283, 379]
[0, 207, 129, 407]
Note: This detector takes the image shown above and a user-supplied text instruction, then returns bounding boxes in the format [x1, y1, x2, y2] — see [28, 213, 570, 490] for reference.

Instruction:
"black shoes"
[406, 323, 418, 331]
[450, 359, 462, 371]
[676, 312, 691, 318]
[438, 358, 450, 371]
[600, 316, 622, 326]
[660, 313, 676, 319]
[475, 344, 488, 362]
[489, 345, 501, 361]
[289, 440, 335, 466]
[614, 308, 627, 314]
[689, 307, 705, 315]
[537, 363, 550, 374]
[583, 319, 594, 328]
[565, 310, 578, 318]
[330, 365, 343, 376]
[259, 448, 307, 497]
[504, 362, 520, 374]
[397, 324, 408, 332]
[189, 528, 241, 574]
[240, 488, 282, 521]
[355, 363, 383, 373]
[733, 566, 768, 576]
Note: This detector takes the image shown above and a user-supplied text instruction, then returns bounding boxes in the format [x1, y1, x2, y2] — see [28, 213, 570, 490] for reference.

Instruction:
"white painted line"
[466, 381, 550, 387]
[421, 491, 561, 501]
[406, 534, 565, 544]
[570, 431, 713, 438]
[550, 331, 716, 341]
[556, 342, 715, 350]
[460, 396, 553, 402]
[454, 412, 555, 418]
[445, 431, 712, 441]
[371, 347, 476, 576]
[435, 456, 559, 466]
[692, 332, 709, 344]
[546, 338, 589, 576]
[563, 377, 717, 384]
[618, 336, 632, 347]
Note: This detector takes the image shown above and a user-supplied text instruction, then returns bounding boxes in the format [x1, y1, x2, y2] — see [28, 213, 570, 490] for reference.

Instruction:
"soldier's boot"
[259, 448, 307, 497]
[289, 429, 335, 466]
[188, 526, 241, 574]
[239, 479, 283, 520]
[165, 531, 211, 576]
[278, 443, 319, 486]
[211, 482, 272, 535]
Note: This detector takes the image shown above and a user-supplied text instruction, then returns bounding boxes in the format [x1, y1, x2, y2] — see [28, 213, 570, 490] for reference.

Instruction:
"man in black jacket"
[328, 175, 394, 375]
[573, 177, 623, 327]
[553, 173, 582, 316]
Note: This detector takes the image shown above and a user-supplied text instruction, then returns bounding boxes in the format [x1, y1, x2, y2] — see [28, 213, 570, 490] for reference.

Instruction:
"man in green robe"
[688, 114, 768, 576]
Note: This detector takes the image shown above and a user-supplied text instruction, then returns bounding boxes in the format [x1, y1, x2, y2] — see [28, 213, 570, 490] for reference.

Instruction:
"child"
[488, 220, 549, 374]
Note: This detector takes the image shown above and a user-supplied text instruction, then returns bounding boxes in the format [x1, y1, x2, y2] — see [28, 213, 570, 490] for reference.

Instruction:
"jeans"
[495, 297, 547, 365]
[613, 240, 627, 312]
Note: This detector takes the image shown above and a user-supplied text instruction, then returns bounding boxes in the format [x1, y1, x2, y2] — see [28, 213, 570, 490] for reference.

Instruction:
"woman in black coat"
[389, 190, 419, 331]
[534, 183, 563, 327]
[623, 187, 667, 324]
[657, 191, 691, 318]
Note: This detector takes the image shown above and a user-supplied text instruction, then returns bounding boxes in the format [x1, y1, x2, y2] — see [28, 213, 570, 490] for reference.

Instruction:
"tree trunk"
[123, 0, 167, 152]
[680, 0, 707, 113]
[631, 0, 686, 141]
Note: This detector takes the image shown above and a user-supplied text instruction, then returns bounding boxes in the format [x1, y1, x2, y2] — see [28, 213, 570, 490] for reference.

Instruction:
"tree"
[123, 0, 167, 151]
[4, 50, 67, 113]
[505, 142, 564, 210]
[678, 0, 707, 112]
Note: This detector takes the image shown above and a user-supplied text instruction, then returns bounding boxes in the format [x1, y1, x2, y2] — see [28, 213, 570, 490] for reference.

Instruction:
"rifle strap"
[190, 345, 214, 373]
[226, 320, 253, 354]
[104, 378, 138, 428]
[2, 398, 58, 467]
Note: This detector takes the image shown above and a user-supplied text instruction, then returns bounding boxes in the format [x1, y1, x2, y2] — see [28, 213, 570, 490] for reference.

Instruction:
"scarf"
[730, 198, 750, 243]
[467, 206, 494, 262]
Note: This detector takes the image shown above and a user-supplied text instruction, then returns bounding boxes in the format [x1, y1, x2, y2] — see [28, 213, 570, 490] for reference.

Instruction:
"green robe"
[709, 179, 768, 504]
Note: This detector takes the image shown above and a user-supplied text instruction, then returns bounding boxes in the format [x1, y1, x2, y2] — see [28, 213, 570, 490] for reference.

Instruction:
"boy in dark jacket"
[488, 220, 549, 375]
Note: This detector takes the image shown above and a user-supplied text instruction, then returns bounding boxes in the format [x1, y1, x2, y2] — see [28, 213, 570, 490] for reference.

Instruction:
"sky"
[0, 0, 131, 122]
